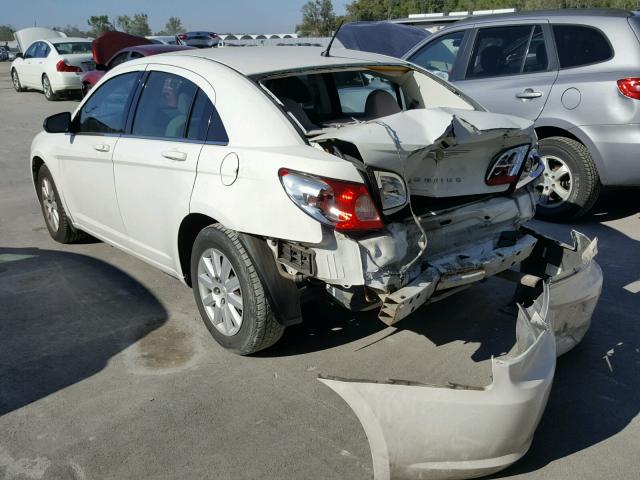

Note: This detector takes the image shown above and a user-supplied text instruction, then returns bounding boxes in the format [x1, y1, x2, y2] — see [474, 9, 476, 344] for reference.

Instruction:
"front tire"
[37, 165, 84, 243]
[42, 74, 57, 101]
[11, 69, 24, 92]
[534, 136, 601, 222]
[191, 224, 285, 355]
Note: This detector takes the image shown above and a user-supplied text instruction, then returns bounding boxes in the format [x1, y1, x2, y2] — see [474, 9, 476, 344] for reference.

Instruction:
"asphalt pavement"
[0, 62, 638, 479]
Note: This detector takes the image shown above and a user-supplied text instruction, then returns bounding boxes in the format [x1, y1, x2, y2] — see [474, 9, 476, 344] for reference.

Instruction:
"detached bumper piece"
[319, 231, 602, 480]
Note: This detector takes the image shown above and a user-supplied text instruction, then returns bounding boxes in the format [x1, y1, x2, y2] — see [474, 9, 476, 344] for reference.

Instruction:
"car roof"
[49, 37, 92, 44]
[124, 44, 193, 55]
[163, 46, 407, 76]
[451, 8, 633, 26]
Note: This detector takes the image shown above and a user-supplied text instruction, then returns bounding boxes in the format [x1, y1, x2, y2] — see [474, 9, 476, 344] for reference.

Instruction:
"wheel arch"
[178, 214, 303, 327]
[178, 213, 218, 286]
[31, 156, 45, 194]
[535, 126, 581, 144]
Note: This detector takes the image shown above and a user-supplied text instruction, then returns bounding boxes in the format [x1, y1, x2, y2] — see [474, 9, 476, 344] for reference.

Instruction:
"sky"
[3, 0, 349, 34]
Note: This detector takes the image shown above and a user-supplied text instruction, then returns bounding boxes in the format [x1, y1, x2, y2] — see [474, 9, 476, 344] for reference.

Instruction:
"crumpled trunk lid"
[313, 108, 535, 198]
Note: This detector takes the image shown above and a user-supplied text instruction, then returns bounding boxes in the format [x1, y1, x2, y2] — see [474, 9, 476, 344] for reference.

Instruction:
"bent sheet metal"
[319, 231, 602, 480]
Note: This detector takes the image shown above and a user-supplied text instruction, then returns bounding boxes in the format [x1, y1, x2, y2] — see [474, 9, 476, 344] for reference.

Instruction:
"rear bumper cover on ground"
[320, 231, 602, 480]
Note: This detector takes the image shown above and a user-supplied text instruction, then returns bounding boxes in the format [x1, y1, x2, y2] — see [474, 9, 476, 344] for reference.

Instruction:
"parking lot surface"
[1, 61, 638, 479]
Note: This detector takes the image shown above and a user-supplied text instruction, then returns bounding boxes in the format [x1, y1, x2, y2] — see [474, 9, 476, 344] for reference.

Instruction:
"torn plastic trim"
[320, 284, 555, 480]
[319, 231, 602, 480]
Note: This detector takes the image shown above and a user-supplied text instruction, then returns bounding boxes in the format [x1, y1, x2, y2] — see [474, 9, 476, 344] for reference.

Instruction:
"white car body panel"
[320, 232, 602, 480]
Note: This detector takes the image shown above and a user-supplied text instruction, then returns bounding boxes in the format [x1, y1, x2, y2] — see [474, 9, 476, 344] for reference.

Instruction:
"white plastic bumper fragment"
[319, 231, 602, 480]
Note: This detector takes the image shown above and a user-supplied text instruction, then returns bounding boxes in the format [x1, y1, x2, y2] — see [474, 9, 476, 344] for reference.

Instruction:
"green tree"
[87, 15, 114, 37]
[130, 13, 152, 36]
[298, 0, 337, 37]
[117, 13, 151, 36]
[116, 15, 132, 33]
[0, 25, 14, 42]
[57, 25, 88, 37]
[164, 16, 184, 35]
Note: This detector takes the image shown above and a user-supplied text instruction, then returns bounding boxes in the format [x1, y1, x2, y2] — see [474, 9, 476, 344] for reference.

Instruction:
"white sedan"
[29, 47, 602, 478]
[11, 37, 95, 100]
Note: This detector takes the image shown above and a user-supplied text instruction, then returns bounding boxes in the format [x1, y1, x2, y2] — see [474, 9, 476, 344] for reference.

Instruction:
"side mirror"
[43, 112, 72, 134]
[15, 52, 23, 59]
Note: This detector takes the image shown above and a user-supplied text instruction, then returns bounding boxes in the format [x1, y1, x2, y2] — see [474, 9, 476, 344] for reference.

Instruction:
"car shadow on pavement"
[0, 247, 167, 416]
[264, 191, 640, 477]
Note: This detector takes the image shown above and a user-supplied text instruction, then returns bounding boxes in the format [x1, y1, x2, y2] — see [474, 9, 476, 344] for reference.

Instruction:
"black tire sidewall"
[42, 75, 54, 100]
[536, 138, 594, 220]
[190, 226, 268, 354]
[37, 166, 70, 242]
[12, 69, 22, 92]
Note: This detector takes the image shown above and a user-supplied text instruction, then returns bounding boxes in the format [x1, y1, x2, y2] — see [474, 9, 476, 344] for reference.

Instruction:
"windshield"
[53, 42, 92, 54]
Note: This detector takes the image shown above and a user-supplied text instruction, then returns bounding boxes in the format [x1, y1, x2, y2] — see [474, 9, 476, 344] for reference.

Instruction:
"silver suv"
[405, 9, 640, 221]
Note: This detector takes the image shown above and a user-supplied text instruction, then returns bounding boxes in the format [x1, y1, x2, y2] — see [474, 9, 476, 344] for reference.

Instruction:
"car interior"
[263, 69, 404, 131]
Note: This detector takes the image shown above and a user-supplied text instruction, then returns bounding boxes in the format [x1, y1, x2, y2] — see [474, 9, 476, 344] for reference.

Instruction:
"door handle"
[93, 144, 110, 152]
[516, 89, 543, 99]
[161, 150, 187, 161]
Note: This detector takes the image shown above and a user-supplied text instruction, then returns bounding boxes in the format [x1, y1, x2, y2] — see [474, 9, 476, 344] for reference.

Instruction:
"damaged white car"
[31, 47, 602, 478]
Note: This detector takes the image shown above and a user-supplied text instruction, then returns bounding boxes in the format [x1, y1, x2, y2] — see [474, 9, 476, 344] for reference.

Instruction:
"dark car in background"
[405, 9, 640, 221]
[177, 31, 220, 48]
[81, 32, 194, 95]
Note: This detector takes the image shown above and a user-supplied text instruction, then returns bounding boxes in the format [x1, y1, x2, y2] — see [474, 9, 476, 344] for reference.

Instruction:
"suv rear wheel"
[191, 224, 284, 355]
[534, 136, 601, 222]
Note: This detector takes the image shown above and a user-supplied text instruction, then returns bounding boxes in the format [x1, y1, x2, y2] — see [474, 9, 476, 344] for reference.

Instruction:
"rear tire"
[534, 136, 601, 222]
[42, 74, 57, 101]
[11, 69, 24, 92]
[37, 165, 84, 243]
[191, 224, 285, 355]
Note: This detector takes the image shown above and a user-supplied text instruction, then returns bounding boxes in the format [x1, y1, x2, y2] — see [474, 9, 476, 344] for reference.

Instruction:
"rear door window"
[131, 71, 198, 139]
[466, 25, 548, 78]
[185, 89, 229, 143]
[77, 72, 140, 134]
[552, 25, 613, 68]
[409, 31, 465, 80]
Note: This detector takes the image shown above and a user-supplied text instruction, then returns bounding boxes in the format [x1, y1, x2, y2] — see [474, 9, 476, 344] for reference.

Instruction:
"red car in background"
[81, 31, 194, 96]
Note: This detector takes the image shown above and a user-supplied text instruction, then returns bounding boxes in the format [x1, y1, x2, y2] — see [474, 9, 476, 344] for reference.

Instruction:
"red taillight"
[178, 34, 188, 40]
[279, 168, 383, 231]
[486, 145, 530, 186]
[210, 33, 218, 38]
[56, 60, 81, 73]
[617, 78, 640, 100]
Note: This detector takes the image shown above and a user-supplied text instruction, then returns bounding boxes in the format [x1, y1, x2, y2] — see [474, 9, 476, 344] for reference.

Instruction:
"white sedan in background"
[11, 37, 95, 100]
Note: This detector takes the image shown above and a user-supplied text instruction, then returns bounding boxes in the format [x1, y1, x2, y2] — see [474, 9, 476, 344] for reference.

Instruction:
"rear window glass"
[53, 42, 93, 54]
[552, 25, 613, 68]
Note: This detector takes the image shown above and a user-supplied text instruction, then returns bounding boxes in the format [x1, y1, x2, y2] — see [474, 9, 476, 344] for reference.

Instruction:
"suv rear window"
[552, 25, 613, 68]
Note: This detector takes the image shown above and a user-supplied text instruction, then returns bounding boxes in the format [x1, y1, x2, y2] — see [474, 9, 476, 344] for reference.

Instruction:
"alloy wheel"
[41, 177, 59, 231]
[43, 76, 52, 98]
[12, 71, 20, 90]
[535, 155, 573, 208]
[197, 248, 244, 336]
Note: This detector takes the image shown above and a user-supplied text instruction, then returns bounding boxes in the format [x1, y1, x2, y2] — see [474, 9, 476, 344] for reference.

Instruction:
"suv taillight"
[617, 78, 640, 100]
[210, 33, 218, 38]
[279, 168, 383, 231]
[56, 60, 81, 73]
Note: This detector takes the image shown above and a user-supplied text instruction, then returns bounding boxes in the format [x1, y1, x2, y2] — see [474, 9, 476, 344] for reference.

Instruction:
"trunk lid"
[312, 108, 535, 200]
[61, 54, 96, 72]
[14, 27, 65, 52]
